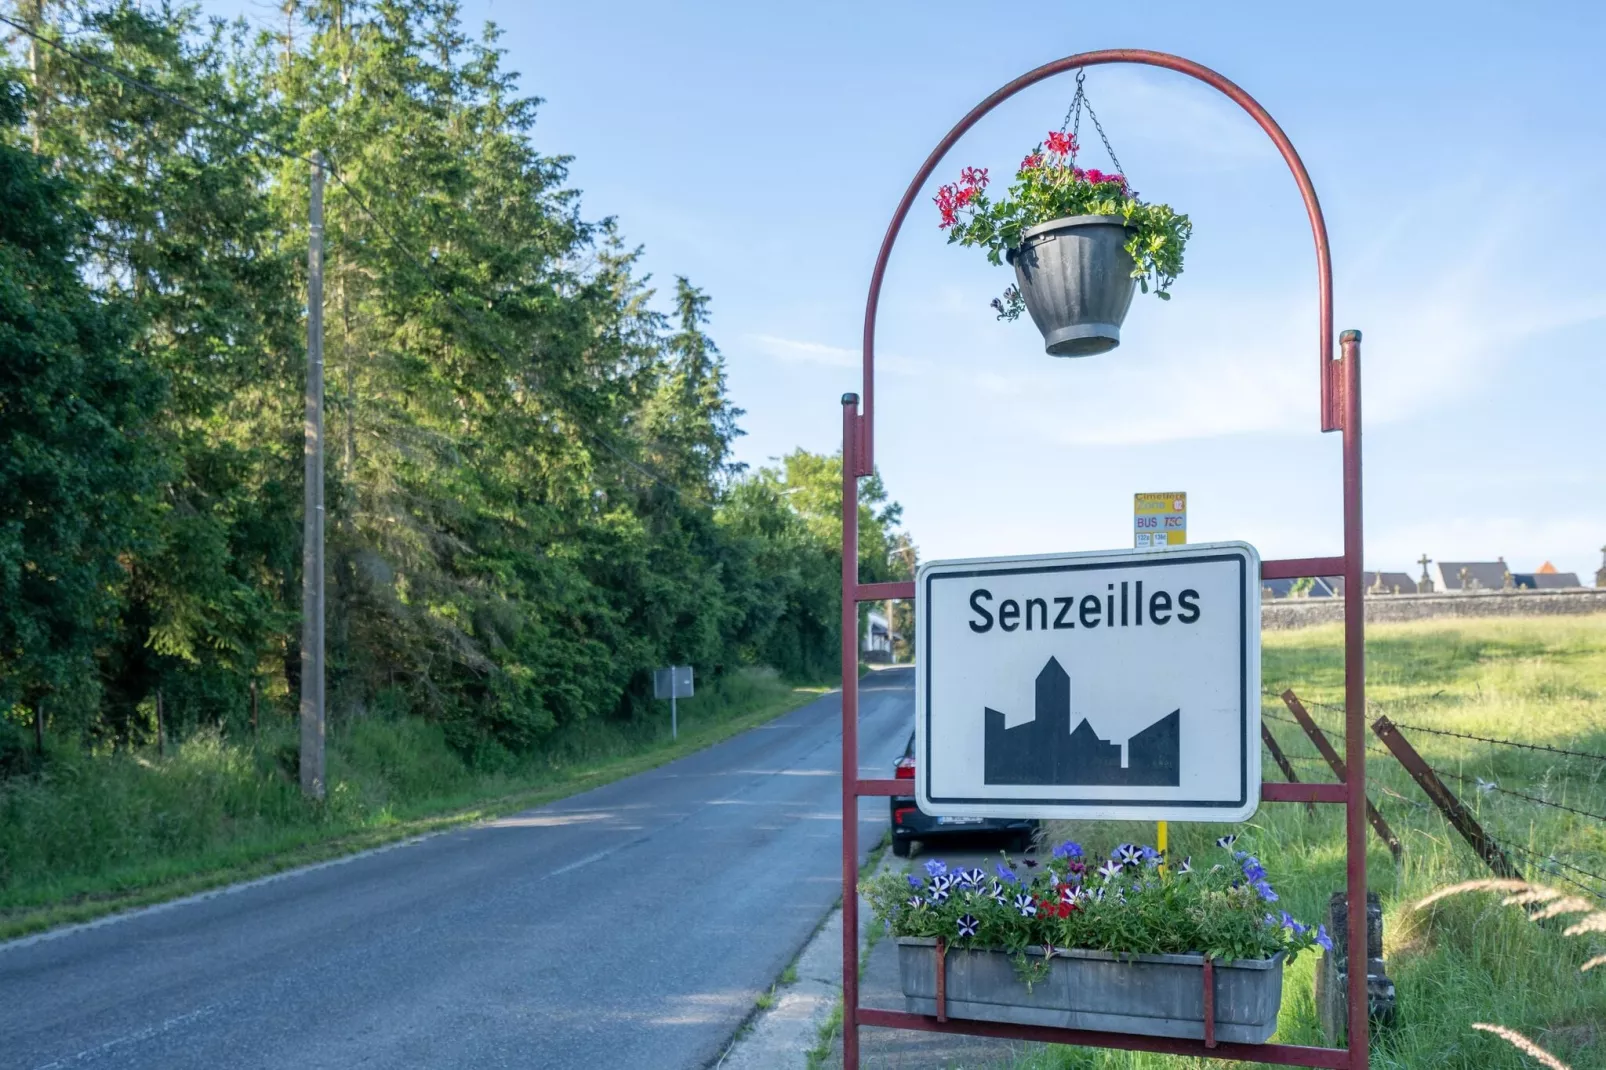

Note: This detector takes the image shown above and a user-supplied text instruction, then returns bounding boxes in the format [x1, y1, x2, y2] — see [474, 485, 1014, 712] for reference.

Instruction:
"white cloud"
[746, 333, 928, 376]
[1075, 67, 1280, 172]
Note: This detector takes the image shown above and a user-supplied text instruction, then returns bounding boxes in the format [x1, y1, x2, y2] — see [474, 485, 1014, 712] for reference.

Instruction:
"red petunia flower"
[1045, 130, 1076, 156]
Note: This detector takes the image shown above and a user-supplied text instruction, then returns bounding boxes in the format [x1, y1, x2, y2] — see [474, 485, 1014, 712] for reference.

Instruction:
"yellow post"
[1156, 821, 1168, 872]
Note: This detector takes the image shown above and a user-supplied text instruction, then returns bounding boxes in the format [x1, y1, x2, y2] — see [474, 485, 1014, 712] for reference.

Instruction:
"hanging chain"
[1058, 68, 1125, 177]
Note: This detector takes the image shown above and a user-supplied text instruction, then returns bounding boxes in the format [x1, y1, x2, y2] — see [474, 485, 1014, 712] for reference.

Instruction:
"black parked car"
[890, 730, 1036, 858]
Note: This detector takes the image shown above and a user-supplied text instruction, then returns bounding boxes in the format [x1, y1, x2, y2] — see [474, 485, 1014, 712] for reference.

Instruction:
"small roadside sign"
[653, 666, 694, 700]
[1134, 491, 1186, 548]
[653, 665, 694, 739]
[914, 542, 1260, 822]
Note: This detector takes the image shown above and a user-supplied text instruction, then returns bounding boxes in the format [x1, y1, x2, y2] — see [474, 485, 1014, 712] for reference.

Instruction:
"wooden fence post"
[1282, 690, 1401, 858]
[1371, 716, 1520, 879]
[1261, 723, 1316, 816]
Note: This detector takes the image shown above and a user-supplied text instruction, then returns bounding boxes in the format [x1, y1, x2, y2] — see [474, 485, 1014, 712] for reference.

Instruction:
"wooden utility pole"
[300, 152, 326, 799]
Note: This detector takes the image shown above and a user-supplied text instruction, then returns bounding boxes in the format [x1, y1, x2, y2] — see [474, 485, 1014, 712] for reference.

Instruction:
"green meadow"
[1016, 615, 1606, 1069]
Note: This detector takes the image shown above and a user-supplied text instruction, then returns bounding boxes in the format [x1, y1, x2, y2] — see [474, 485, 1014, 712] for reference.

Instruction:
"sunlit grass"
[1013, 615, 1606, 1069]
[0, 668, 827, 939]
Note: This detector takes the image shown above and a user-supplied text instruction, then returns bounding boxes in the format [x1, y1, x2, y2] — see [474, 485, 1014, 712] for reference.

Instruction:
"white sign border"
[913, 540, 1261, 823]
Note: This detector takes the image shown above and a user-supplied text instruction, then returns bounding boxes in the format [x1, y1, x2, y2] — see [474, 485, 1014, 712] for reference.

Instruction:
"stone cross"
[1418, 554, 1434, 594]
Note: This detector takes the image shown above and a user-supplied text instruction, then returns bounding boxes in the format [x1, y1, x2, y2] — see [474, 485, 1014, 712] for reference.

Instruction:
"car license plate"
[936, 816, 982, 825]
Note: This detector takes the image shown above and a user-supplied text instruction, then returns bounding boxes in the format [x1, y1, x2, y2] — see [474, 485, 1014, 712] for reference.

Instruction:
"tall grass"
[0, 667, 823, 935]
[1012, 615, 1606, 1069]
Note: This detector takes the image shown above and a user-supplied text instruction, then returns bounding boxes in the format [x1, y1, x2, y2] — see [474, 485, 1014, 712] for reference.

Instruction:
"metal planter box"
[896, 938, 1285, 1044]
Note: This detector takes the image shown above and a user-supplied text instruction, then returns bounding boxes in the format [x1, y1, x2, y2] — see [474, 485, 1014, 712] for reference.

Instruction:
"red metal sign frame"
[838, 50, 1369, 1068]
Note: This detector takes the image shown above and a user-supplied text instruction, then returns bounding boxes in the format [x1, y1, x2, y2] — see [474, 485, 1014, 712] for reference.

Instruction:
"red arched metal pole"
[855, 49, 1337, 477]
[843, 50, 1367, 1070]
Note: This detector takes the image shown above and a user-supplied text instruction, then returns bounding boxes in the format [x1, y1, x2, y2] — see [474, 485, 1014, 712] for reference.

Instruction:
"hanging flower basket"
[935, 79, 1192, 357]
[1004, 214, 1138, 357]
[865, 837, 1330, 1043]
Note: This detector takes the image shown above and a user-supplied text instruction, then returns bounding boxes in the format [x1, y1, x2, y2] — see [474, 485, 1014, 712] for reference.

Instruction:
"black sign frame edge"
[920, 551, 1252, 810]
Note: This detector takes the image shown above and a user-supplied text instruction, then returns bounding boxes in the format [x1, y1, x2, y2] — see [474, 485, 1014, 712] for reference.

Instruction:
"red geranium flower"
[1019, 152, 1044, 172]
[960, 166, 989, 189]
[1045, 130, 1076, 156]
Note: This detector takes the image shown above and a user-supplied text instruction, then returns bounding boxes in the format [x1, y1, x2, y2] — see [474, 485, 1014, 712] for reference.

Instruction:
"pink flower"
[1019, 152, 1044, 171]
[960, 166, 989, 189]
[1045, 130, 1076, 156]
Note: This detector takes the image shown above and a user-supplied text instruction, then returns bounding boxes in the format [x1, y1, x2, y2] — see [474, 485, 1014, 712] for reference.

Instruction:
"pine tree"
[0, 77, 160, 729]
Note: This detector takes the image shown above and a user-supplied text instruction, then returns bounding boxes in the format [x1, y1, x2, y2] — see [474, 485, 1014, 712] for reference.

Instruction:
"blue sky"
[225, 1, 1606, 579]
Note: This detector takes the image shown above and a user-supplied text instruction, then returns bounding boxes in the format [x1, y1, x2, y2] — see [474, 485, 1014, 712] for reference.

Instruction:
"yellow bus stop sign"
[1134, 492, 1187, 548]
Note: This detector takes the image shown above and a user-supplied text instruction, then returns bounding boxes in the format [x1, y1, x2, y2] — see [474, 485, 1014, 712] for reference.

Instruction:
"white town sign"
[914, 542, 1261, 822]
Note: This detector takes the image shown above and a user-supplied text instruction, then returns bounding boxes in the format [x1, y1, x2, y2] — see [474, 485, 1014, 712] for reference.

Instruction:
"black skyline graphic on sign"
[983, 656, 1180, 786]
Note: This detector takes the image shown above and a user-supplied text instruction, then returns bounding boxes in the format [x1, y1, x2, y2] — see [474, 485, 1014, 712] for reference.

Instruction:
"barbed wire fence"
[1260, 688, 1606, 901]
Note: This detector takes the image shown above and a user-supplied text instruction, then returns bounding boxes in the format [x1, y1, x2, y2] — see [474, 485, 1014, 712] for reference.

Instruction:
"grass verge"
[1003, 615, 1606, 1069]
[0, 667, 828, 941]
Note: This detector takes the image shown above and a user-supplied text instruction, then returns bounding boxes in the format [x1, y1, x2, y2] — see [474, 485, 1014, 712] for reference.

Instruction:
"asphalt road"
[0, 669, 916, 1070]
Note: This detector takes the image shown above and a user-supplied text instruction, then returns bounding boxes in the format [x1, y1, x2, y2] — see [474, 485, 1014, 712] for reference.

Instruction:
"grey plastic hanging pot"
[1005, 214, 1137, 357]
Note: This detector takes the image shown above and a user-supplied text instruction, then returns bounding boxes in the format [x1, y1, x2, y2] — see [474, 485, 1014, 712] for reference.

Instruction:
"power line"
[2, 10, 691, 500]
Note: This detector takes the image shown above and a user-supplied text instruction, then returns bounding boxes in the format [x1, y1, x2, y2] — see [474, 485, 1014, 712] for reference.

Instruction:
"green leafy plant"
[864, 837, 1325, 984]
[935, 131, 1192, 319]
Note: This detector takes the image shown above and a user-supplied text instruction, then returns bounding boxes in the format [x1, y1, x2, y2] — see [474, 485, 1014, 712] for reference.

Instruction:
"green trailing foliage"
[0, 2, 911, 776]
[935, 129, 1192, 319]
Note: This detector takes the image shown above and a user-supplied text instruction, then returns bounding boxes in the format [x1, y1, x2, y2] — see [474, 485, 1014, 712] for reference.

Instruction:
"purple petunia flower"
[1096, 860, 1121, 880]
[1241, 857, 1267, 882]
[924, 859, 948, 877]
[928, 886, 949, 905]
[1052, 841, 1084, 860]
[1254, 879, 1279, 902]
[1216, 834, 1237, 851]
[906, 874, 923, 890]
[1117, 844, 1145, 868]
[1177, 856, 1193, 874]
[907, 896, 924, 909]
[1316, 925, 1333, 951]
[965, 867, 988, 888]
[1014, 892, 1037, 917]
[957, 914, 980, 938]
[996, 862, 1019, 883]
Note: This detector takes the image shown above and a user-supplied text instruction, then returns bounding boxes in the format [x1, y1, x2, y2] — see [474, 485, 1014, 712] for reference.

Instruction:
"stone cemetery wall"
[1262, 587, 1606, 631]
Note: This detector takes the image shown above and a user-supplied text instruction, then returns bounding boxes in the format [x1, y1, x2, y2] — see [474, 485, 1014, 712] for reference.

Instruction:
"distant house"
[1434, 560, 1511, 592]
[1512, 570, 1582, 589]
[1365, 571, 1417, 595]
[863, 610, 893, 660]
